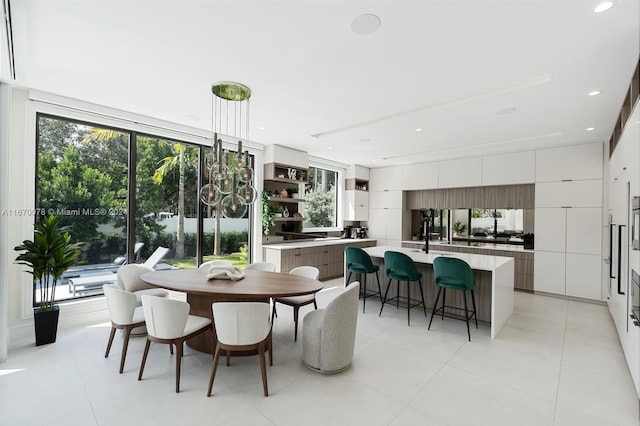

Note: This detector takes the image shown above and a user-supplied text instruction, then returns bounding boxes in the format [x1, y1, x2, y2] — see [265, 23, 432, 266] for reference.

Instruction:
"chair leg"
[258, 342, 269, 397]
[375, 271, 383, 304]
[268, 332, 273, 366]
[175, 340, 183, 393]
[119, 326, 133, 374]
[346, 271, 352, 287]
[313, 298, 318, 309]
[441, 289, 447, 320]
[471, 289, 478, 329]
[362, 273, 367, 313]
[406, 281, 410, 326]
[169, 343, 174, 355]
[396, 280, 400, 309]
[271, 302, 277, 324]
[428, 286, 442, 330]
[207, 343, 223, 397]
[138, 339, 151, 381]
[105, 326, 116, 358]
[293, 306, 300, 341]
[226, 348, 231, 367]
[379, 278, 392, 317]
[418, 279, 427, 316]
[463, 290, 471, 342]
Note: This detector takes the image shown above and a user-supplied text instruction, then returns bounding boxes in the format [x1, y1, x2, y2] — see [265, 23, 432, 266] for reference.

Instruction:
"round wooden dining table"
[141, 268, 324, 354]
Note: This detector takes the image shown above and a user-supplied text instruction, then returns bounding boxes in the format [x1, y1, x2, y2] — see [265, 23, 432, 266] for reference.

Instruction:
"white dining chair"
[117, 263, 168, 305]
[208, 302, 272, 397]
[272, 266, 320, 341]
[138, 295, 212, 393]
[103, 284, 146, 373]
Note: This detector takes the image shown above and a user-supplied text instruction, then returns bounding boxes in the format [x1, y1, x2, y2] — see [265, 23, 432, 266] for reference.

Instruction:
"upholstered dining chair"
[379, 251, 427, 326]
[429, 256, 478, 341]
[303, 282, 360, 373]
[272, 266, 320, 341]
[245, 261, 277, 272]
[117, 263, 169, 305]
[138, 295, 212, 393]
[208, 302, 273, 397]
[345, 246, 382, 313]
[103, 284, 146, 373]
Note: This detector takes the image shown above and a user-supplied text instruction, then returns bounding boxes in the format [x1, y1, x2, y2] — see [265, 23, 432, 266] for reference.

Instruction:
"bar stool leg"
[362, 273, 367, 313]
[463, 290, 471, 342]
[471, 289, 478, 328]
[407, 281, 410, 326]
[441, 289, 447, 320]
[428, 286, 442, 330]
[418, 278, 427, 316]
[346, 271, 353, 287]
[375, 271, 383, 303]
[379, 278, 392, 317]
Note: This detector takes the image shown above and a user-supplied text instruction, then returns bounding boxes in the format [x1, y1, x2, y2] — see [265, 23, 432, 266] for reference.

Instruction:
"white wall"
[0, 83, 10, 361]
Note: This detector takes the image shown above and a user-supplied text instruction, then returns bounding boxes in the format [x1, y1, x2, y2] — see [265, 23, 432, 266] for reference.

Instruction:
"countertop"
[263, 238, 377, 250]
[402, 240, 534, 253]
[366, 245, 514, 272]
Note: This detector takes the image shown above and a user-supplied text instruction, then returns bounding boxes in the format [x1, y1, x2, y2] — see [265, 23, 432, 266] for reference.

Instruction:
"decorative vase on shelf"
[283, 207, 289, 217]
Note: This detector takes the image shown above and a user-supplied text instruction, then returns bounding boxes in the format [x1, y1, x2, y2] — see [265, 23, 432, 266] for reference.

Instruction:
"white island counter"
[363, 246, 515, 339]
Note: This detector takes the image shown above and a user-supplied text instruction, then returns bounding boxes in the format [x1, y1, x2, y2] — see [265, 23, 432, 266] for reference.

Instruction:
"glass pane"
[135, 136, 199, 269]
[304, 166, 338, 229]
[200, 147, 250, 267]
[36, 116, 129, 302]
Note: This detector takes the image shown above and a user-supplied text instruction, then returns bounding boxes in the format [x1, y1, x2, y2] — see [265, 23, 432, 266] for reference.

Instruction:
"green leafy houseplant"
[261, 190, 275, 235]
[452, 220, 467, 236]
[14, 216, 82, 345]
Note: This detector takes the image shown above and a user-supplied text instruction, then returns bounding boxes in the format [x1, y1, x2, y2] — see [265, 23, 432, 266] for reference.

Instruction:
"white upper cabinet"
[369, 167, 402, 191]
[535, 180, 603, 207]
[370, 190, 402, 209]
[401, 162, 438, 190]
[535, 143, 603, 182]
[345, 165, 370, 180]
[481, 151, 535, 185]
[438, 157, 482, 188]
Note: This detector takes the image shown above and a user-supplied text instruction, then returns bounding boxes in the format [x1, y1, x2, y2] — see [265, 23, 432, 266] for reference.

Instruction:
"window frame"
[302, 160, 343, 234]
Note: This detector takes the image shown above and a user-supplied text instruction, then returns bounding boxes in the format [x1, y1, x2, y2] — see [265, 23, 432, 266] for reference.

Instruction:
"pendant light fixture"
[200, 81, 257, 218]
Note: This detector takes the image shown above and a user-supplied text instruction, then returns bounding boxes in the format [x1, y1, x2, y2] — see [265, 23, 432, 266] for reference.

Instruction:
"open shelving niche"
[263, 163, 308, 235]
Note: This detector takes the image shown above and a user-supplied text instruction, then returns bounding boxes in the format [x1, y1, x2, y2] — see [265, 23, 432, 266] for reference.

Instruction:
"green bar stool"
[379, 251, 427, 326]
[428, 256, 478, 341]
[345, 246, 382, 313]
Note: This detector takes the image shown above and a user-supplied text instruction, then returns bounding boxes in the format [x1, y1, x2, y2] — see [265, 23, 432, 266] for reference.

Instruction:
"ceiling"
[8, 0, 640, 167]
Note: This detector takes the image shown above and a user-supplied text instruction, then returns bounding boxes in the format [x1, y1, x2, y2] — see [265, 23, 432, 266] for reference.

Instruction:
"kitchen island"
[364, 245, 514, 339]
[401, 240, 533, 291]
[262, 238, 377, 280]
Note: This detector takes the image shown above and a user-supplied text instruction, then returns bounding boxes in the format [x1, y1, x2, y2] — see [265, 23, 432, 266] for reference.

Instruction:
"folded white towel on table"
[206, 265, 245, 281]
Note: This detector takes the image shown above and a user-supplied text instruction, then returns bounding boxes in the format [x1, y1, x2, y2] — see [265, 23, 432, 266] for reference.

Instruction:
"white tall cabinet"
[344, 165, 370, 221]
[534, 142, 604, 300]
[368, 167, 404, 247]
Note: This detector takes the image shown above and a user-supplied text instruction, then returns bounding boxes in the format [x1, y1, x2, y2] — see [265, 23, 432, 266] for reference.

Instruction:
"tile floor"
[1, 278, 639, 426]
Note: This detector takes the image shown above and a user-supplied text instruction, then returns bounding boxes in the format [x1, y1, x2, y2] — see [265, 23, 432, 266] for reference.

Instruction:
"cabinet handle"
[609, 223, 615, 279]
[561, 179, 573, 182]
[561, 206, 572, 209]
[618, 224, 626, 295]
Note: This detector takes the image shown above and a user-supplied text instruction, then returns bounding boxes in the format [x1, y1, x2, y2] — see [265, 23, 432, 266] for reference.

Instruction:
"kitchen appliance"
[632, 196, 639, 250]
[342, 226, 353, 239]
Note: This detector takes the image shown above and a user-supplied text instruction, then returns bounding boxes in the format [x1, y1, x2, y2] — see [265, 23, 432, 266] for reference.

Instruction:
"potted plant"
[452, 220, 467, 236]
[261, 190, 275, 235]
[14, 215, 82, 346]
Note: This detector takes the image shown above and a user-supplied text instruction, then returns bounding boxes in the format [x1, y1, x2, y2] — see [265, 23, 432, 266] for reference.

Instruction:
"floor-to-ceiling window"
[303, 165, 339, 231]
[34, 114, 253, 304]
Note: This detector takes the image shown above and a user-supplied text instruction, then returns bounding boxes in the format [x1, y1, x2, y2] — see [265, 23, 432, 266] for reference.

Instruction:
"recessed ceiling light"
[415, 128, 423, 132]
[351, 14, 381, 35]
[594, 1, 614, 13]
[328, 146, 334, 150]
[586, 127, 595, 131]
[496, 107, 517, 115]
[258, 126, 265, 130]
[371, 159, 376, 163]
[588, 90, 601, 96]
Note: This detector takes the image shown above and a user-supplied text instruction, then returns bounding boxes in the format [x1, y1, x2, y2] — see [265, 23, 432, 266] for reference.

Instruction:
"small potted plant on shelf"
[14, 215, 82, 346]
[273, 205, 285, 218]
[452, 220, 467, 237]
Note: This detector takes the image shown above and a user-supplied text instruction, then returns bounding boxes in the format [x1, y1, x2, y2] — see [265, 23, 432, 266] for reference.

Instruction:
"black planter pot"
[34, 306, 60, 346]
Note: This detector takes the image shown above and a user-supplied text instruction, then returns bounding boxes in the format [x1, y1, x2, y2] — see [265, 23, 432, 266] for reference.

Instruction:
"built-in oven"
[631, 270, 640, 327]
[632, 197, 639, 251]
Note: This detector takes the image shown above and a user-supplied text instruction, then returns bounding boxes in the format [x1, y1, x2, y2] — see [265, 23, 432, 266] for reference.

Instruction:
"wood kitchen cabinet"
[263, 239, 377, 280]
